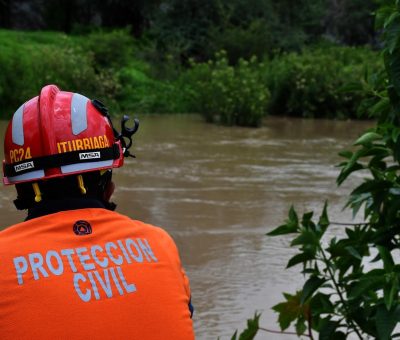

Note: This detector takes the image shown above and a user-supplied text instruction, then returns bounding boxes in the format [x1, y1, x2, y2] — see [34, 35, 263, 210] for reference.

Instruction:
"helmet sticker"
[9, 147, 32, 163]
[57, 135, 109, 153]
[14, 161, 34, 173]
[79, 152, 101, 160]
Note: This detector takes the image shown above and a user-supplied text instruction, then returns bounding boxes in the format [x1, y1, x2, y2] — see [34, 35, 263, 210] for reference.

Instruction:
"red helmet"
[3, 85, 128, 185]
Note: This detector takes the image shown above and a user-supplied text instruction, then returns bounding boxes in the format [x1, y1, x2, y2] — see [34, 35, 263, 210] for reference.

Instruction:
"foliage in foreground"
[245, 1, 400, 339]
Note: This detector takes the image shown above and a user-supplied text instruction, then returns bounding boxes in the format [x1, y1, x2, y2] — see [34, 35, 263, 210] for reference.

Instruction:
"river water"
[0, 115, 373, 339]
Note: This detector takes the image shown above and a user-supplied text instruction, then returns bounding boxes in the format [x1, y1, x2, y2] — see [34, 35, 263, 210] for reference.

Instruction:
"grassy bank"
[0, 29, 383, 126]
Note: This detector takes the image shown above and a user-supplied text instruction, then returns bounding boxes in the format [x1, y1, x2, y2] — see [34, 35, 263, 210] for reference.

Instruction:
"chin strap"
[32, 183, 42, 202]
[77, 175, 87, 195]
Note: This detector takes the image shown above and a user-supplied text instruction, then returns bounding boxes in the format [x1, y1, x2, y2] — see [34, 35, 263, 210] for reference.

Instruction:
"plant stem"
[319, 246, 364, 339]
[258, 327, 311, 337]
[307, 308, 315, 340]
[330, 221, 370, 226]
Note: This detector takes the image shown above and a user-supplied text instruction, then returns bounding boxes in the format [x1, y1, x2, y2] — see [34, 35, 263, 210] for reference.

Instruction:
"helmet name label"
[79, 152, 101, 160]
[9, 147, 32, 163]
[57, 135, 110, 153]
[14, 161, 34, 173]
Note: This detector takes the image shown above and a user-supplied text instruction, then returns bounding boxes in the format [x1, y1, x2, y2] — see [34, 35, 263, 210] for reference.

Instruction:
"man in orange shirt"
[0, 85, 194, 339]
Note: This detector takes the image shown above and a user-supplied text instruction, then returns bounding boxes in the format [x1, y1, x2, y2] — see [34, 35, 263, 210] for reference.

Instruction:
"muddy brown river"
[0, 115, 373, 339]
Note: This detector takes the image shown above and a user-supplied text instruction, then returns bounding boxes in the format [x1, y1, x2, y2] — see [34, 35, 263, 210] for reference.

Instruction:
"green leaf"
[345, 246, 362, 260]
[238, 313, 260, 340]
[287, 252, 314, 268]
[300, 276, 325, 305]
[337, 162, 364, 185]
[318, 202, 329, 229]
[295, 318, 306, 336]
[370, 98, 390, 118]
[376, 6, 394, 29]
[376, 305, 400, 340]
[231, 330, 238, 340]
[338, 150, 353, 159]
[267, 223, 297, 236]
[301, 211, 314, 227]
[291, 230, 318, 247]
[389, 50, 400, 97]
[289, 206, 298, 226]
[318, 318, 338, 340]
[353, 131, 382, 146]
[339, 82, 363, 93]
[386, 20, 400, 54]
[272, 291, 304, 331]
[384, 12, 400, 29]
[392, 127, 400, 142]
[384, 276, 398, 311]
[348, 275, 384, 300]
[378, 245, 395, 271]
[309, 293, 334, 315]
[268, 206, 299, 236]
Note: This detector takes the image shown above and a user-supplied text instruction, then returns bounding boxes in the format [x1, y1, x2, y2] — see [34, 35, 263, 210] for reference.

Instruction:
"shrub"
[116, 63, 193, 114]
[0, 30, 124, 117]
[82, 30, 134, 70]
[183, 51, 270, 127]
[264, 45, 383, 119]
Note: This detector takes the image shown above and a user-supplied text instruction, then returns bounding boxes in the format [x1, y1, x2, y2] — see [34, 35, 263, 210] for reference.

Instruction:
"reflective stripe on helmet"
[12, 104, 25, 146]
[3, 145, 120, 178]
[7, 170, 45, 183]
[71, 93, 89, 135]
[61, 160, 113, 174]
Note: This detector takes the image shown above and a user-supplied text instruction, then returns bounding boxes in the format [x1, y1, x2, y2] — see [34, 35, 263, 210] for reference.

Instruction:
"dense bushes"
[265, 46, 383, 118]
[181, 46, 382, 123]
[0, 29, 384, 126]
[0, 30, 123, 115]
[182, 51, 269, 126]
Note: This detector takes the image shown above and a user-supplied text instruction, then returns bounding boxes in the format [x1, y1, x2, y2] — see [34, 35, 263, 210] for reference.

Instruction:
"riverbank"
[0, 29, 382, 126]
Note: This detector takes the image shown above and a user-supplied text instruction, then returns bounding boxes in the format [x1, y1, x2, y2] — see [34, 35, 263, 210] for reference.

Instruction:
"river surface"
[0, 115, 374, 339]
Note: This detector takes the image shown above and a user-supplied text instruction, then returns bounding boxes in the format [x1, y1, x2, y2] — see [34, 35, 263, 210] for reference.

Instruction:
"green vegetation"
[0, 29, 383, 126]
[0, 0, 381, 126]
[183, 52, 269, 127]
[0, 30, 122, 113]
[232, 0, 400, 338]
[266, 46, 382, 119]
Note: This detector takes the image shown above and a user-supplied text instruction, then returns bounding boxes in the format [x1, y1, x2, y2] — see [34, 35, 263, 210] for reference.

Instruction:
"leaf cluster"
[267, 1, 400, 339]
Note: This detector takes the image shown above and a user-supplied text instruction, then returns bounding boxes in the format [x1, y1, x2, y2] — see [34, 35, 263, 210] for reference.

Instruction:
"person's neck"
[26, 197, 107, 221]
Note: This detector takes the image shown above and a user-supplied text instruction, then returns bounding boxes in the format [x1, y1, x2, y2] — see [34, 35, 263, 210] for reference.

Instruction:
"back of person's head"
[14, 170, 115, 210]
[2, 84, 138, 211]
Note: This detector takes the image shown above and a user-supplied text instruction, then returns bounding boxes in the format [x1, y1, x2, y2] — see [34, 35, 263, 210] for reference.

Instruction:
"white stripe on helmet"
[7, 170, 45, 183]
[60, 160, 113, 174]
[71, 93, 89, 135]
[12, 104, 25, 146]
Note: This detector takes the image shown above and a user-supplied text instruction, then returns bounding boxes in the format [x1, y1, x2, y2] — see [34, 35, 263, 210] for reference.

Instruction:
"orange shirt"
[0, 208, 194, 339]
